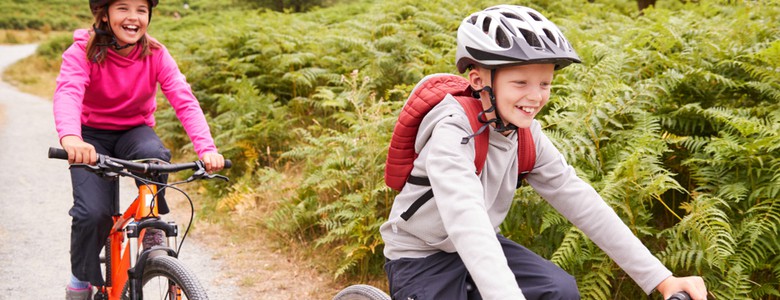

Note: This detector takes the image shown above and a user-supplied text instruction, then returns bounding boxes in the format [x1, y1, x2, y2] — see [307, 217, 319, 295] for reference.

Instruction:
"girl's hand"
[656, 275, 707, 300]
[61, 135, 97, 165]
[200, 151, 225, 173]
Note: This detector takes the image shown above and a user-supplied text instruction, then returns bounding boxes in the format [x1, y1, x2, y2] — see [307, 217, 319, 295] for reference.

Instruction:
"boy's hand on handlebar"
[61, 136, 97, 165]
[200, 152, 225, 173]
[657, 275, 707, 300]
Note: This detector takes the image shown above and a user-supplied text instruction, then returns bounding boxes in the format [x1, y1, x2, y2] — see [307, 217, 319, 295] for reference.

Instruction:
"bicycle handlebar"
[48, 147, 232, 174]
[667, 291, 691, 300]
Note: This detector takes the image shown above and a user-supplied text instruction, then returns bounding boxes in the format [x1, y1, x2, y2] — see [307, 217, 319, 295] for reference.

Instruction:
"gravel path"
[0, 44, 237, 299]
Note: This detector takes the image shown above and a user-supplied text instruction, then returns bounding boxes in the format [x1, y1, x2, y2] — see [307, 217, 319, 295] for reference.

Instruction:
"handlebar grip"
[224, 159, 232, 169]
[48, 147, 69, 160]
[667, 292, 691, 300]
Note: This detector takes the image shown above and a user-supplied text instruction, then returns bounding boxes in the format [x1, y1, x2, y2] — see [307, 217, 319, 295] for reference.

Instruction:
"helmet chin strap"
[92, 23, 136, 51]
[487, 69, 518, 133]
[461, 69, 518, 144]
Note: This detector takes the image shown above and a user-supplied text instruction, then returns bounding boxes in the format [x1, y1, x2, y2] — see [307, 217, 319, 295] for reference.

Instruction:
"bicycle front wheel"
[333, 284, 391, 300]
[122, 255, 208, 300]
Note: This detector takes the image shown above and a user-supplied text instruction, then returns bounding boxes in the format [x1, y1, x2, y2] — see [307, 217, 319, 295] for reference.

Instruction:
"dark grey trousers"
[69, 125, 171, 285]
[384, 234, 580, 300]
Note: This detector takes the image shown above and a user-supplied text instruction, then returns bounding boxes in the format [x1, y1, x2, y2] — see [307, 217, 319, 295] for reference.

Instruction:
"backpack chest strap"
[400, 175, 432, 221]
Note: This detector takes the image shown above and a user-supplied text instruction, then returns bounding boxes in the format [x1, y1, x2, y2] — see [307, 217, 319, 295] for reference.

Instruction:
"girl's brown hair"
[85, 3, 161, 64]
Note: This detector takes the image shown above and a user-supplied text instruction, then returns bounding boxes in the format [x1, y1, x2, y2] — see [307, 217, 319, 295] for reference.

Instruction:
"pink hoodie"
[53, 29, 217, 157]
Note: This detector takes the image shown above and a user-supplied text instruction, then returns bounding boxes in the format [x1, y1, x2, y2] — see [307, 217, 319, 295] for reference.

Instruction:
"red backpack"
[384, 74, 536, 220]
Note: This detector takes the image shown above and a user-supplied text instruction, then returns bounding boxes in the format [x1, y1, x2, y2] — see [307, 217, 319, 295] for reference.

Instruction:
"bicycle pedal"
[92, 290, 108, 300]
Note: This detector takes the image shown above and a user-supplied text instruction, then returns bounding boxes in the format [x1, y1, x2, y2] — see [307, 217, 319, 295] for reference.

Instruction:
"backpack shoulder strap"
[453, 96, 489, 176]
[516, 127, 536, 187]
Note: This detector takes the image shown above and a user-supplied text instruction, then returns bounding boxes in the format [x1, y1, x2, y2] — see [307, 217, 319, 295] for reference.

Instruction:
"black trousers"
[69, 125, 171, 285]
[384, 234, 580, 300]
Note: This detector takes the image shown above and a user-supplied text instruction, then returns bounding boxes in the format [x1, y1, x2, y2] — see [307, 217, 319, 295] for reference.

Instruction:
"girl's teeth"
[521, 107, 535, 113]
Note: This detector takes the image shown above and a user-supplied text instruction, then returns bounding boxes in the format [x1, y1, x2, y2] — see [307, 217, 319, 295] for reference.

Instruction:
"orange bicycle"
[49, 147, 231, 300]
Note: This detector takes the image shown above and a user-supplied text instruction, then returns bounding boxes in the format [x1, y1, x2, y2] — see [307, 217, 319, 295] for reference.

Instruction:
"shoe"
[65, 286, 92, 300]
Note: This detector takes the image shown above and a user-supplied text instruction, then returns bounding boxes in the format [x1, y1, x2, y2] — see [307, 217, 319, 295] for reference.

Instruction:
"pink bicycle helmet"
[456, 5, 581, 73]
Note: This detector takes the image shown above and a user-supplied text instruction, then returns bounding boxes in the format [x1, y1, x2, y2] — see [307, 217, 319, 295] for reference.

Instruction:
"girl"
[55, 0, 224, 298]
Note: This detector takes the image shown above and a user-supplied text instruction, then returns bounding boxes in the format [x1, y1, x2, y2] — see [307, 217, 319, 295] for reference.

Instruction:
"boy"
[379, 5, 707, 300]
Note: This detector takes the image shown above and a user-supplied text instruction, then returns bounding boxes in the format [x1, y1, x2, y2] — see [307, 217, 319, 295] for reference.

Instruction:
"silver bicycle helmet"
[456, 5, 581, 73]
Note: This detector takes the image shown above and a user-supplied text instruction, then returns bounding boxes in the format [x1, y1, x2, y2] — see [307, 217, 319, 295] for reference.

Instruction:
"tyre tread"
[333, 284, 391, 300]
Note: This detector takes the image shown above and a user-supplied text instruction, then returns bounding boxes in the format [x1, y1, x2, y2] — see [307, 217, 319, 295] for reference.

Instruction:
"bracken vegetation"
[5, 0, 780, 298]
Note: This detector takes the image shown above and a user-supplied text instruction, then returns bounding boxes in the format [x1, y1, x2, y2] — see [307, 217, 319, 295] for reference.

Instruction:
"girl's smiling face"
[102, 0, 149, 51]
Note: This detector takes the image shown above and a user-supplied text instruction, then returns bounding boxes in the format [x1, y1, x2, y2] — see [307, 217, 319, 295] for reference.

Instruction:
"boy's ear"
[468, 69, 485, 91]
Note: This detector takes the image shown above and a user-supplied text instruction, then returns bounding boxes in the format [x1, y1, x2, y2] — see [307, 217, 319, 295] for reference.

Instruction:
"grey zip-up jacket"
[380, 95, 672, 299]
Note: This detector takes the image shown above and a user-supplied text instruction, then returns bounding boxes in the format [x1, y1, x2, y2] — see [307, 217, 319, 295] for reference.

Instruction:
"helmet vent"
[527, 12, 543, 21]
[518, 28, 541, 48]
[542, 29, 556, 45]
[559, 36, 568, 49]
[501, 12, 524, 22]
[482, 17, 492, 33]
[495, 29, 510, 48]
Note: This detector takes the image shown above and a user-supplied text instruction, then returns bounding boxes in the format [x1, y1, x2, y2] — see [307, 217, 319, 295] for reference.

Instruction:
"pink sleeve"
[53, 41, 90, 141]
[156, 45, 218, 158]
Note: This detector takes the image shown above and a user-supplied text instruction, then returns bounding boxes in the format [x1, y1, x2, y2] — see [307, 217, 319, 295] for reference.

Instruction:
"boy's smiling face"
[102, 0, 149, 49]
[470, 64, 555, 129]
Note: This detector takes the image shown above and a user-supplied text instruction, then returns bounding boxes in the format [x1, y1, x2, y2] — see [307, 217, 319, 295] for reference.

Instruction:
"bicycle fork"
[98, 183, 181, 300]
[125, 220, 180, 300]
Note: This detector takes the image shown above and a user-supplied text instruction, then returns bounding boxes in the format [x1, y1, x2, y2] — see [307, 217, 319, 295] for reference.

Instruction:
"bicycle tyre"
[121, 255, 208, 300]
[333, 284, 391, 300]
[104, 238, 112, 286]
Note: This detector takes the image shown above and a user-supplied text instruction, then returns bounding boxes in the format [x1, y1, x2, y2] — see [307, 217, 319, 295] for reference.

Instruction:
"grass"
[2, 54, 59, 99]
[2, 30, 72, 99]
[0, 29, 69, 44]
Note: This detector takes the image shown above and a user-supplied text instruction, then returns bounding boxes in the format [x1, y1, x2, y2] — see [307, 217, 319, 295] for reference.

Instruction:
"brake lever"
[205, 173, 229, 182]
[186, 162, 229, 182]
[186, 171, 229, 182]
[69, 156, 121, 177]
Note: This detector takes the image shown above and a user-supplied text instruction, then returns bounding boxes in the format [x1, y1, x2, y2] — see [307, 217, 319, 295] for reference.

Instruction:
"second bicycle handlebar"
[667, 291, 691, 300]
[48, 147, 232, 174]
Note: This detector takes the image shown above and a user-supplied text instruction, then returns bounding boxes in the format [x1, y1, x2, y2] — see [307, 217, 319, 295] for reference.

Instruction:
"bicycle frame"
[100, 178, 180, 300]
[49, 147, 229, 300]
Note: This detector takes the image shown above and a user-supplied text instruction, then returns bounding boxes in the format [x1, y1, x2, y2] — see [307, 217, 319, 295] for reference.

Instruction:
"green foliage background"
[6, 0, 780, 298]
[154, 1, 779, 298]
